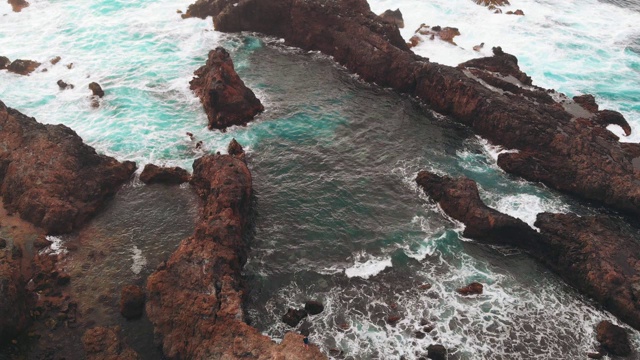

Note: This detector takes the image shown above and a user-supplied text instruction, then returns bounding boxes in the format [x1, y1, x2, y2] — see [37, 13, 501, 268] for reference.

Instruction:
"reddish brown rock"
[186, 0, 640, 217]
[379, 9, 404, 28]
[50, 56, 61, 65]
[227, 138, 246, 161]
[457, 282, 483, 295]
[146, 141, 325, 359]
[474, 0, 509, 6]
[0, 56, 10, 70]
[0, 100, 137, 234]
[7, 59, 40, 75]
[506, 9, 525, 15]
[190, 47, 264, 130]
[120, 285, 145, 320]
[282, 308, 308, 327]
[8, 0, 29, 12]
[595, 321, 631, 356]
[427, 344, 447, 360]
[413, 24, 461, 45]
[139, 164, 190, 185]
[82, 327, 140, 360]
[0, 245, 28, 344]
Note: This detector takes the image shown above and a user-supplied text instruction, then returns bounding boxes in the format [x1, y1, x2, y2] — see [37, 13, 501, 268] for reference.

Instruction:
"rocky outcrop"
[417, 171, 640, 332]
[409, 25, 461, 47]
[8, 0, 29, 12]
[506, 9, 525, 15]
[426, 344, 447, 360]
[0, 245, 27, 345]
[596, 321, 632, 357]
[139, 164, 190, 185]
[379, 9, 404, 28]
[182, 0, 640, 217]
[57, 80, 75, 90]
[0, 100, 137, 234]
[89, 82, 105, 98]
[120, 285, 145, 320]
[189, 47, 264, 130]
[457, 282, 483, 296]
[82, 327, 140, 360]
[7, 59, 40, 75]
[146, 143, 325, 359]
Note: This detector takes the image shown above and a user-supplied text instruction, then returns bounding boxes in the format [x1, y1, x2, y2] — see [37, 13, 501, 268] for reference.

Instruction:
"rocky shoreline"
[183, 0, 640, 219]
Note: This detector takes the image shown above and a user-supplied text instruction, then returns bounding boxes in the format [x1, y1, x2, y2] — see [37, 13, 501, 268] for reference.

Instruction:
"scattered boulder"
[427, 344, 447, 360]
[410, 24, 461, 47]
[458, 46, 533, 85]
[8, 0, 29, 12]
[50, 56, 62, 65]
[82, 326, 140, 360]
[139, 164, 190, 185]
[304, 301, 324, 315]
[472, 43, 485, 52]
[227, 138, 245, 158]
[189, 47, 264, 130]
[0, 100, 137, 234]
[7, 59, 40, 75]
[89, 82, 105, 98]
[457, 282, 483, 296]
[596, 321, 631, 356]
[120, 285, 145, 320]
[283, 308, 308, 327]
[0, 56, 10, 70]
[473, 0, 510, 6]
[57, 80, 75, 90]
[506, 9, 525, 15]
[386, 315, 401, 325]
[379, 9, 404, 28]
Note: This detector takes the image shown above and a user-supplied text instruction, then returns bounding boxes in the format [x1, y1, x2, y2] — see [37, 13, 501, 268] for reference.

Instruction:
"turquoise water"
[1, 0, 640, 359]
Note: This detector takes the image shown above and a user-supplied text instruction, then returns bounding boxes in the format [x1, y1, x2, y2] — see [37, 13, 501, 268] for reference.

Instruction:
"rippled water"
[1, 0, 640, 359]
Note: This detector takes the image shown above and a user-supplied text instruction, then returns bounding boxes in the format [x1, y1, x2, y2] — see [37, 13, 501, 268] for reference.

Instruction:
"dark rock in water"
[139, 164, 190, 185]
[283, 308, 308, 327]
[427, 344, 447, 360]
[7, 59, 40, 75]
[186, 0, 640, 217]
[506, 9, 525, 15]
[474, 0, 510, 6]
[304, 300, 324, 315]
[120, 285, 145, 320]
[49, 56, 61, 65]
[57, 79, 74, 90]
[190, 47, 264, 130]
[82, 326, 140, 360]
[8, 0, 29, 12]
[0, 56, 10, 70]
[573, 94, 599, 113]
[379, 9, 404, 28]
[457, 282, 483, 296]
[0, 100, 137, 234]
[410, 24, 460, 47]
[227, 138, 245, 158]
[88, 82, 105, 98]
[386, 315, 401, 325]
[596, 321, 631, 356]
[0, 247, 28, 345]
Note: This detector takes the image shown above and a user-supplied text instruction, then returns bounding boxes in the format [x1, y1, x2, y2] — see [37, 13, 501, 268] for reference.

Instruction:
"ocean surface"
[1, 0, 640, 359]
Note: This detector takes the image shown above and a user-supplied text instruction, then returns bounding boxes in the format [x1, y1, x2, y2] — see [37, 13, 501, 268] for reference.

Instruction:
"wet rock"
[0, 247, 28, 344]
[473, 0, 510, 6]
[418, 283, 432, 290]
[139, 164, 190, 185]
[227, 138, 246, 161]
[8, 0, 29, 12]
[472, 42, 484, 52]
[596, 109, 632, 136]
[457, 282, 483, 296]
[7, 59, 40, 75]
[82, 326, 140, 360]
[410, 24, 461, 47]
[283, 308, 308, 327]
[120, 285, 145, 320]
[33, 235, 50, 249]
[0, 56, 10, 70]
[415, 331, 426, 339]
[57, 80, 75, 90]
[379, 9, 404, 28]
[506, 9, 525, 15]
[49, 56, 61, 65]
[189, 47, 264, 130]
[304, 300, 324, 315]
[0, 101, 137, 234]
[88, 82, 105, 98]
[66, 63, 74, 69]
[427, 344, 447, 360]
[596, 321, 631, 356]
[386, 315, 401, 325]
[459, 46, 532, 85]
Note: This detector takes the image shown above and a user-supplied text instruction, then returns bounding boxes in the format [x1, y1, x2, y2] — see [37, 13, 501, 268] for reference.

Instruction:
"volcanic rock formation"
[8, 0, 29, 12]
[7, 59, 40, 75]
[417, 171, 640, 331]
[139, 164, 190, 185]
[596, 320, 632, 356]
[410, 25, 461, 47]
[82, 327, 140, 360]
[190, 47, 264, 130]
[379, 9, 404, 28]
[181, 0, 640, 217]
[0, 100, 137, 234]
[145, 144, 325, 359]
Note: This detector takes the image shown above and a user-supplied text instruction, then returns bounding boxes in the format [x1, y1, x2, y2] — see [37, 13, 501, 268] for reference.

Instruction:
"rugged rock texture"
[426, 344, 447, 360]
[190, 47, 264, 130]
[82, 327, 140, 360]
[146, 144, 325, 359]
[89, 82, 105, 98]
[474, 0, 509, 6]
[417, 171, 640, 332]
[0, 100, 137, 234]
[409, 25, 461, 47]
[120, 285, 145, 319]
[596, 321, 632, 356]
[185, 0, 640, 217]
[0, 56, 10, 70]
[457, 282, 483, 296]
[57, 80, 75, 90]
[139, 164, 190, 185]
[8, 0, 29, 12]
[0, 245, 27, 345]
[282, 308, 308, 327]
[7, 59, 40, 75]
[379, 9, 404, 28]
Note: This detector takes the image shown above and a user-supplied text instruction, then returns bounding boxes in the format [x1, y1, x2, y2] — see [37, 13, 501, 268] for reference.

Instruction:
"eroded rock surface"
[139, 164, 190, 185]
[190, 47, 264, 130]
[182, 0, 640, 217]
[83, 327, 140, 360]
[596, 320, 632, 356]
[7, 59, 40, 75]
[0, 100, 136, 234]
[379, 9, 404, 28]
[146, 144, 325, 359]
[120, 285, 145, 319]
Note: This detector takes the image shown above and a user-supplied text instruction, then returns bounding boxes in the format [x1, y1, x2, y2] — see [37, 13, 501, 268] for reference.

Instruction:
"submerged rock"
[457, 282, 483, 296]
[82, 327, 140, 360]
[473, 0, 510, 6]
[57, 80, 75, 90]
[7, 59, 40, 75]
[120, 285, 145, 320]
[426, 344, 447, 360]
[596, 321, 631, 356]
[283, 308, 308, 327]
[379, 9, 404, 28]
[0, 56, 10, 70]
[139, 164, 190, 185]
[8, 0, 29, 12]
[50, 56, 62, 65]
[0, 100, 137, 234]
[506, 9, 525, 15]
[304, 300, 324, 315]
[189, 47, 264, 130]
[410, 24, 461, 47]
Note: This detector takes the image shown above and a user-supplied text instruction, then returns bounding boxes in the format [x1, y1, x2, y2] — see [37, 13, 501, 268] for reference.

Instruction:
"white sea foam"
[40, 235, 67, 255]
[344, 251, 393, 279]
[130, 245, 147, 274]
